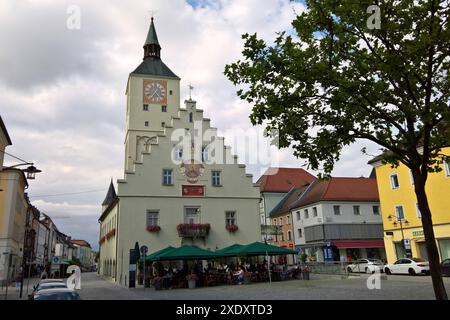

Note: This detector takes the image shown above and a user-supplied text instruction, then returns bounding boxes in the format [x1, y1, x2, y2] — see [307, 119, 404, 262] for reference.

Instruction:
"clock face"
[143, 80, 167, 104]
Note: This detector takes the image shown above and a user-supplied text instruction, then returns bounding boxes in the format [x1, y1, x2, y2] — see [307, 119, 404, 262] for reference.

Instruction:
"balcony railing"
[176, 223, 210, 238]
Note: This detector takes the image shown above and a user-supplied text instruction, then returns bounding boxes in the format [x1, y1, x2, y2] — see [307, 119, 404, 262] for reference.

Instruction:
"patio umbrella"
[215, 244, 244, 257]
[154, 245, 219, 261]
[140, 246, 176, 262]
[233, 242, 297, 256]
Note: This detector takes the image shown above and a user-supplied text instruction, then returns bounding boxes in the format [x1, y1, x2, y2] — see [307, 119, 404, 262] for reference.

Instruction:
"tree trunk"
[412, 169, 448, 300]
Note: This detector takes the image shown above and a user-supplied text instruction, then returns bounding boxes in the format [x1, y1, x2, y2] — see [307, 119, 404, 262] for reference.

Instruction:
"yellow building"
[369, 147, 450, 264]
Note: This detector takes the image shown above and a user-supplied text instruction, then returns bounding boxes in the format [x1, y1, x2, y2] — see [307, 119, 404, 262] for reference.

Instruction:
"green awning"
[215, 244, 244, 256]
[153, 245, 218, 261]
[140, 246, 176, 262]
[233, 242, 297, 256]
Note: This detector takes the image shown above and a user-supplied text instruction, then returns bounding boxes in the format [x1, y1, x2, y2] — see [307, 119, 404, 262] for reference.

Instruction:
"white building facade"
[291, 178, 386, 262]
[98, 18, 261, 285]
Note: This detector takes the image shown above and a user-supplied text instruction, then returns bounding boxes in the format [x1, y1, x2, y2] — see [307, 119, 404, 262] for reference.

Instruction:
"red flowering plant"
[146, 225, 161, 233]
[301, 265, 311, 273]
[186, 273, 199, 281]
[176, 223, 211, 237]
[106, 228, 116, 240]
[226, 225, 239, 232]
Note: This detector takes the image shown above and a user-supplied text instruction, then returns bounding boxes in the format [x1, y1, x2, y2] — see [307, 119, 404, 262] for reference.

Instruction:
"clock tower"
[124, 17, 180, 171]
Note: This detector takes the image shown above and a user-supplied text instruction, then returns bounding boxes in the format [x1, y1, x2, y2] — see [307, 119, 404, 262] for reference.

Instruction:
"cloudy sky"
[1, 0, 380, 250]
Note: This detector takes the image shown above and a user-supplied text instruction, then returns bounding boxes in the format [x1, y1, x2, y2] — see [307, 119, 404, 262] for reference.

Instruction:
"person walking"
[40, 268, 48, 279]
[15, 271, 23, 292]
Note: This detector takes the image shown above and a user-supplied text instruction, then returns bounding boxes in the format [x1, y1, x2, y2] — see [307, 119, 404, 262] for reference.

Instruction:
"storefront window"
[439, 239, 450, 260]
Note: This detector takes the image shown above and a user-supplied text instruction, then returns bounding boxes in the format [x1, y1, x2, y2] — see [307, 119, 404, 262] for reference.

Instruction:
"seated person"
[233, 267, 244, 284]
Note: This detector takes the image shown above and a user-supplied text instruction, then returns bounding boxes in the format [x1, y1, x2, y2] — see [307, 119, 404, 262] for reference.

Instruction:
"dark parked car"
[32, 288, 81, 300]
[441, 259, 450, 276]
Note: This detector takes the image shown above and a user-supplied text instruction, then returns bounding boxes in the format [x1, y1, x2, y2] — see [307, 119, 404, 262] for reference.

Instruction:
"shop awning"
[332, 240, 385, 248]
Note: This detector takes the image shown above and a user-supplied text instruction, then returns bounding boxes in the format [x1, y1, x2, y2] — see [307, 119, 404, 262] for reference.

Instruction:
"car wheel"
[347, 267, 352, 273]
[408, 268, 416, 276]
[365, 267, 371, 274]
[385, 268, 391, 275]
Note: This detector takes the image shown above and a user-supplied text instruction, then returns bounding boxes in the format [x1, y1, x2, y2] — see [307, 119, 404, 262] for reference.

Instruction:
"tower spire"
[143, 17, 161, 60]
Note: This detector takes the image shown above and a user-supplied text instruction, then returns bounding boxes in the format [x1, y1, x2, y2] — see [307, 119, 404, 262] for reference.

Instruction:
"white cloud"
[1, 0, 377, 250]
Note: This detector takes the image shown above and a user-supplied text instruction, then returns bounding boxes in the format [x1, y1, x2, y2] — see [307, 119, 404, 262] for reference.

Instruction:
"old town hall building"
[98, 18, 261, 284]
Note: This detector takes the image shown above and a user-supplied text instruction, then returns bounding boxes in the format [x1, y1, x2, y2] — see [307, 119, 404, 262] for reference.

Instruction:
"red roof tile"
[292, 177, 379, 209]
[71, 240, 91, 248]
[257, 168, 316, 193]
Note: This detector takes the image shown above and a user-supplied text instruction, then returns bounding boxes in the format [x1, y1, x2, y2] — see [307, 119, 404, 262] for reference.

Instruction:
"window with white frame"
[162, 169, 173, 185]
[395, 205, 405, 220]
[143, 104, 149, 111]
[313, 207, 318, 217]
[174, 146, 183, 160]
[212, 171, 221, 186]
[353, 205, 361, 215]
[185, 207, 200, 224]
[280, 217, 283, 225]
[416, 203, 422, 219]
[304, 209, 309, 219]
[390, 174, 400, 189]
[286, 215, 290, 225]
[296, 211, 300, 221]
[288, 231, 292, 241]
[202, 146, 209, 162]
[333, 205, 341, 215]
[225, 211, 236, 226]
[298, 229, 303, 238]
[146, 210, 159, 227]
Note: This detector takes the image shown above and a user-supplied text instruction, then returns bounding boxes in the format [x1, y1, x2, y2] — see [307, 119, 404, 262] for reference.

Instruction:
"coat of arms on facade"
[179, 143, 205, 184]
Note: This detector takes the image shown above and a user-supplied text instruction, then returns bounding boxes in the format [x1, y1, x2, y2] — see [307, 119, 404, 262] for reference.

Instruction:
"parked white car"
[384, 258, 430, 276]
[346, 259, 384, 274]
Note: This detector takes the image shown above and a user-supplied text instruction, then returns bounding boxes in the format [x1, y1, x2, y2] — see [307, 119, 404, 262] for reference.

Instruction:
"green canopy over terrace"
[140, 246, 176, 262]
[231, 242, 297, 256]
[214, 244, 244, 257]
[150, 245, 219, 261]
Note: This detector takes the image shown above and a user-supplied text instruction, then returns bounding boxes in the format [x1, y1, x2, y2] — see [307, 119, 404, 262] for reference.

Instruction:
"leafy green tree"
[225, 0, 449, 299]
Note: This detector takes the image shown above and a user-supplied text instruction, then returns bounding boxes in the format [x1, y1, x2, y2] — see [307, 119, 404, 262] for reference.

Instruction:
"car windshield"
[368, 259, 383, 264]
[34, 292, 80, 300]
[412, 258, 426, 262]
[37, 283, 67, 291]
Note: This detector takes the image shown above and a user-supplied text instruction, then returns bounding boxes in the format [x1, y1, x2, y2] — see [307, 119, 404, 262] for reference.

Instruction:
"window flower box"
[106, 228, 116, 240]
[176, 223, 210, 238]
[99, 236, 106, 245]
[226, 225, 239, 232]
[146, 225, 161, 233]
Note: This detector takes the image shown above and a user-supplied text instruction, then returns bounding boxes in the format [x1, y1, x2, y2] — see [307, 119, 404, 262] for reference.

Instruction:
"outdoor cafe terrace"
[136, 242, 311, 290]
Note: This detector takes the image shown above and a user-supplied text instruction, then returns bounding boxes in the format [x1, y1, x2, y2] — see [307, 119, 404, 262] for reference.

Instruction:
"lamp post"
[388, 214, 411, 258]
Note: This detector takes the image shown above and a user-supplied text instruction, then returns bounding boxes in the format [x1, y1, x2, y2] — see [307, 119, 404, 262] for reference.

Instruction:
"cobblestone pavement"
[76, 272, 450, 300]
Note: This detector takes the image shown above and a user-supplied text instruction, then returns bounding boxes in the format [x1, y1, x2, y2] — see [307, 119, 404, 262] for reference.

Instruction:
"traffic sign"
[140, 245, 148, 255]
[52, 256, 61, 264]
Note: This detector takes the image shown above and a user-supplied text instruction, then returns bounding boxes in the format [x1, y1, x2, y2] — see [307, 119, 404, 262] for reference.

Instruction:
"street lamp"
[3, 163, 42, 180]
[387, 214, 411, 258]
[0, 149, 42, 180]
